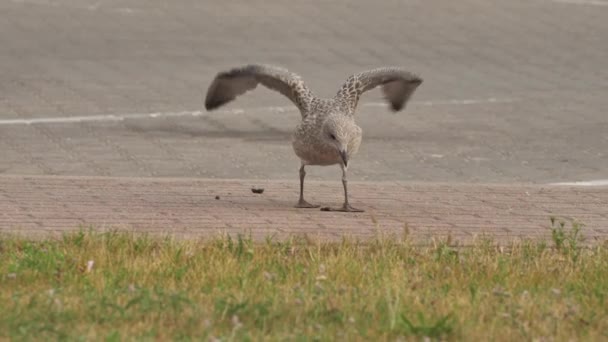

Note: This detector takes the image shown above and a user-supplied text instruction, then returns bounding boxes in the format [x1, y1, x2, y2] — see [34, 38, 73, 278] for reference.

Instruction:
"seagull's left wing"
[335, 67, 423, 114]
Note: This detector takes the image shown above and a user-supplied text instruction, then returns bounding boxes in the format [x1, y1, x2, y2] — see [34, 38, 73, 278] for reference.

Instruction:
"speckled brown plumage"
[205, 64, 423, 212]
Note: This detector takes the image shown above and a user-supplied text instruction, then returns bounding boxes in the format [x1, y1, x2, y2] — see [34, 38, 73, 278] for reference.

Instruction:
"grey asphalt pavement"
[1, 0, 607, 183]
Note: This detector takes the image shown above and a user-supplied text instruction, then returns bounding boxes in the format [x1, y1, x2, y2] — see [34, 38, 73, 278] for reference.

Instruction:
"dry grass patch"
[0, 221, 606, 341]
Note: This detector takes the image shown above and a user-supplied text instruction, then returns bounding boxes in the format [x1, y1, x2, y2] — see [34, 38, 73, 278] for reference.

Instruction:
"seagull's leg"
[321, 165, 364, 213]
[295, 164, 320, 208]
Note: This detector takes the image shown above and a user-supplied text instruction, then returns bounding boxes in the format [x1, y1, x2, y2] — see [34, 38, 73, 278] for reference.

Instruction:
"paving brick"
[0, 175, 606, 245]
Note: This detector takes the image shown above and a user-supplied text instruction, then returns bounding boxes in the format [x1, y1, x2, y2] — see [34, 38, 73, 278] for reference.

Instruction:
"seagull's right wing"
[205, 64, 314, 114]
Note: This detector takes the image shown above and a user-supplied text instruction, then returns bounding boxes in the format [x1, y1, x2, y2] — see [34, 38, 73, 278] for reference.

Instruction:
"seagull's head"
[322, 114, 362, 168]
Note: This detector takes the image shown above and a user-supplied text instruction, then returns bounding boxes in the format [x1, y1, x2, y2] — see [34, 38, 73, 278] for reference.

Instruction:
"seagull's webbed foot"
[295, 199, 321, 209]
[295, 164, 320, 209]
[320, 203, 364, 213]
[319, 165, 364, 212]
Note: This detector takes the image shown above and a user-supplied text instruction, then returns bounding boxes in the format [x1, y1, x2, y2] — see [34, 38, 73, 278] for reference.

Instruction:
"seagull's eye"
[329, 133, 336, 140]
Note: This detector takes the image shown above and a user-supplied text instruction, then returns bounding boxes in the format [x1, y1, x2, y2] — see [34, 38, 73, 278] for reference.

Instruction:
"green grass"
[0, 223, 606, 341]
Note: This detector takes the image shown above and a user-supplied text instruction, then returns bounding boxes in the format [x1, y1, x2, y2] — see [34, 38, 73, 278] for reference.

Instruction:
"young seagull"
[205, 64, 422, 212]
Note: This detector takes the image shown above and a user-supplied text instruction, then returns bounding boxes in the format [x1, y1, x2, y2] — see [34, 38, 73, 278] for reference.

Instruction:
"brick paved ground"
[1, 175, 606, 245]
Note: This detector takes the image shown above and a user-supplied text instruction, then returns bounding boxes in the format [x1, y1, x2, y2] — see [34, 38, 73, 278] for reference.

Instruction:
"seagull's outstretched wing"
[205, 64, 314, 114]
[335, 67, 423, 114]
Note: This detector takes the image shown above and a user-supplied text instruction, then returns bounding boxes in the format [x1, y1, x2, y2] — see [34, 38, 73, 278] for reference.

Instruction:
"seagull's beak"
[340, 149, 348, 167]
